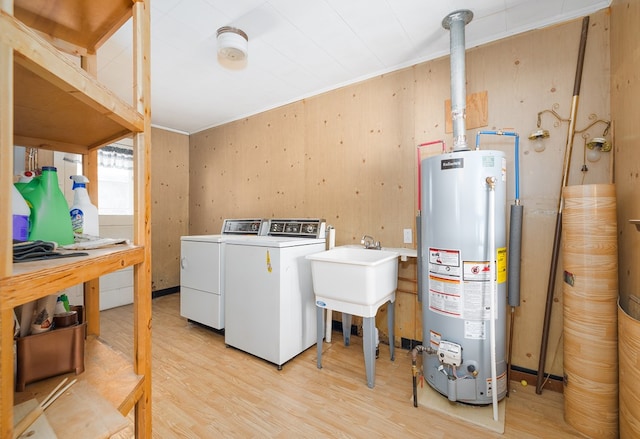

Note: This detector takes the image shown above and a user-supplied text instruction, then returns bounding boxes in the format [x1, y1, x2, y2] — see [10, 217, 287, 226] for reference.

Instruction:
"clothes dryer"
[180, 219, 268, 330]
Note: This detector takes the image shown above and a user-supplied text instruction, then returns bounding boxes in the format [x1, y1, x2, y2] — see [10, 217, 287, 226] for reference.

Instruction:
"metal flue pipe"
[442, 10, 473, 152]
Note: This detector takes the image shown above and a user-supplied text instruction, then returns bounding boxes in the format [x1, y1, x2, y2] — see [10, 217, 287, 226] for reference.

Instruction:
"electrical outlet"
[403, 228, 412, 244]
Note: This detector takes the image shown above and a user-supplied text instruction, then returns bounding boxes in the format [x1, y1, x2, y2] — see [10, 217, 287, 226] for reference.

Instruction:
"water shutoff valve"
[437, 340, 462, 367]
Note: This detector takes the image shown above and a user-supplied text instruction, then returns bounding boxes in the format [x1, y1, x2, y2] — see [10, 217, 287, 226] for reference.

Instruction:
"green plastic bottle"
[18, 166, 75, 245]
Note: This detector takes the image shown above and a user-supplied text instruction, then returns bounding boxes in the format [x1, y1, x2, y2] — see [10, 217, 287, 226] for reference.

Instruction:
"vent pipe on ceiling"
[442, 10, 473, 152]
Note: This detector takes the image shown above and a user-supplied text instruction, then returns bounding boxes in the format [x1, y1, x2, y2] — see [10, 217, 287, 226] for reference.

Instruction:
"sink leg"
[388, 300, 395, 361]
[342, 313, 352, 346]
[316, 306, 324, 369]
[363, 317, 376, 388]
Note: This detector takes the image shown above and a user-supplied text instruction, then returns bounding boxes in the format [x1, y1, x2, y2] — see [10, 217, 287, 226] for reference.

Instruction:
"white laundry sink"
[306, 246, 399, 312]
[343, 244, 417, 261]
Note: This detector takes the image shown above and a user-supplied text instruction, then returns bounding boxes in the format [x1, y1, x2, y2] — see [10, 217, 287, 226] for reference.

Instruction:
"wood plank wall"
[184, 10, 615, 377]
[611, 0, 640, 318]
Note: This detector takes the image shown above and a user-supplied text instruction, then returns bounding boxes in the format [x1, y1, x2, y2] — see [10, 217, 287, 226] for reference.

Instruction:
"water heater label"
[428, 285, 462, 317]
[440, 157, 464, 170]
[429, 247, 504, 321]
[428, 247, 463, 318]
[463, 260, 491, 281]
[428, 248, 461, 276]
[464, 320, 486, 340]
[429, 330, 442, 350]
[486, 371, 507, 397]
[497, 248, 507, 283]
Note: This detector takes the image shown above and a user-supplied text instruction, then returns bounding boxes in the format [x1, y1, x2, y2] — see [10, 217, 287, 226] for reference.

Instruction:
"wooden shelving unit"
[0, 1, 151, 437]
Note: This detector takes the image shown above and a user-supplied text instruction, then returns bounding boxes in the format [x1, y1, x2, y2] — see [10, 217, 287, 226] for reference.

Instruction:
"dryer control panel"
[221, 218, 269, 235]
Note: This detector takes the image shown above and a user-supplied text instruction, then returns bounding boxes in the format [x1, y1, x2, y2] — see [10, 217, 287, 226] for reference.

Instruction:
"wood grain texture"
[13, 336, 142, 437]
[14, 0, 132, 51]
[149, 128, 189, 291]
[562, 184, 618, 438]
[0, 3, 14, 435]
[0, 246, 144, 309]
[444, 90, 489, 133]
[618, 304, 640, 439]
[610, 0, 640, 335]
[2, 1, 151, 436]
[100, 293, 586, 438]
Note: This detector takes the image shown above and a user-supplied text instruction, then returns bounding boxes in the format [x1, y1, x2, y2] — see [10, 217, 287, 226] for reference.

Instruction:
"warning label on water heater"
[428, 248, 461, 276]
[428, 248, 463, 317]
[427, 247, 505, 321]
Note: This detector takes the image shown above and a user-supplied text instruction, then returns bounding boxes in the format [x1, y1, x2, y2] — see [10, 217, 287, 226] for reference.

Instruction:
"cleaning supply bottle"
[18, 166, 74, 245]
[69, 175, 99, 236]
[54, 296, 67, 315]
[13, 170, 35, 193]
[12, 184, 30, 242]
[60, 293, 70, 311]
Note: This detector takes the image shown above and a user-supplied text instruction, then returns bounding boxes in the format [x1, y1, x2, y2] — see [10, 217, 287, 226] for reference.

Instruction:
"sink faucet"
[361, 234, 381, 250]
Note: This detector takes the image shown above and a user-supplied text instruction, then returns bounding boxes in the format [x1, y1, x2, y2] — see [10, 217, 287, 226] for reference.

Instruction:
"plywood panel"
[444, 90, 489, 133]
[303, 71, 416, 248]
[610, 0, 640, 313]
[189, 103, 306, 233]
[150, 127, 189, 291]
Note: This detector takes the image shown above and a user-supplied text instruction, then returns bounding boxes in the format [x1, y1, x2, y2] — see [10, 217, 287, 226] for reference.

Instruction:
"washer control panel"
[267, 219, 326, 238]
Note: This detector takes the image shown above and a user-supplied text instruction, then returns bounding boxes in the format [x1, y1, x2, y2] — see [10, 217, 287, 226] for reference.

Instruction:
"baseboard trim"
[152, 287, 179, 299]
[509, 366, 563, 393]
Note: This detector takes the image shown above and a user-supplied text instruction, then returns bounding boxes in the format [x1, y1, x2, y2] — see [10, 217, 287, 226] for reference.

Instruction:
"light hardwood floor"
[100, 293, 584, 438]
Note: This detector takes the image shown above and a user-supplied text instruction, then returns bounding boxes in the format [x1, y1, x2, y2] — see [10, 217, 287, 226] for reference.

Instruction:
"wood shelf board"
[1, 245, 144, 309]
[14, 0, 133, 52]
[14, 63, 134, 151]
[14, 335, 142, 416]
[15, 381, 131, 439]
[13, 398, 57, 438]
[0, 10, 143, 152]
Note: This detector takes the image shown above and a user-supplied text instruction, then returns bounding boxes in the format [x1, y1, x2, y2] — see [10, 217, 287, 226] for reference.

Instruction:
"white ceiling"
[97, 0, 611, 135]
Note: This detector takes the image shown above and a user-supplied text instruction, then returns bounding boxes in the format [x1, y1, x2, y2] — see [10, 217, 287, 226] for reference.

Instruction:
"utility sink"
[307, 245, 400, 388]
[306, 246, 399, 317]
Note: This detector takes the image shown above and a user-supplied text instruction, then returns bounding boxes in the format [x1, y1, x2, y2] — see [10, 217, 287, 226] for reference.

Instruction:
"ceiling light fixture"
[217, 26, 248, 69]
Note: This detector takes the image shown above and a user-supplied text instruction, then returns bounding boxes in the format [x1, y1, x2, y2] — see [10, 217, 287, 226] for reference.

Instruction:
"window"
[97, 143, 134, 215]
[51, 140, 134, 215]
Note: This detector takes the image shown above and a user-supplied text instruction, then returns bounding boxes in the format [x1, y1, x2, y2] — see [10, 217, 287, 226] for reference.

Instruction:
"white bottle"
[69, 175, 99, 236]
[12, 184, 30, 242]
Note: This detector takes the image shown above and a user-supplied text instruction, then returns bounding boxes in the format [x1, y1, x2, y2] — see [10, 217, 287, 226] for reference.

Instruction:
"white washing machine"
[224, 219, 326, 368]
[179, 219, 268, 330]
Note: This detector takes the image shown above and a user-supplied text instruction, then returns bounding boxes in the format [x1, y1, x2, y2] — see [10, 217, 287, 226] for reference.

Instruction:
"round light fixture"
[585, 137, 612, 162]
[528, 129, 550, 152]
[217, 26, 248, 63]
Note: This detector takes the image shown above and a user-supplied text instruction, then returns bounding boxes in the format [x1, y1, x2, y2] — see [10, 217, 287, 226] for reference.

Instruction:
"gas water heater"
[419, 10, 508, 405]
[420, 150, 507, 404]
